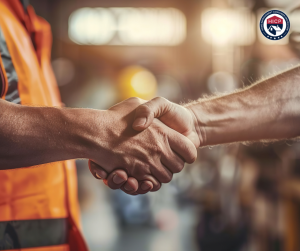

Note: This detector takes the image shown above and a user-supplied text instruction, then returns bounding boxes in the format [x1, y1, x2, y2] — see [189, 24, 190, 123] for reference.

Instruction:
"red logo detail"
[267, 15, 283, 24]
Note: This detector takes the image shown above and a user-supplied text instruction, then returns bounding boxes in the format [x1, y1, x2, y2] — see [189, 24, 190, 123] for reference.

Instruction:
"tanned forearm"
[187, 66, 300, 146]
[0, 99, 103, 169]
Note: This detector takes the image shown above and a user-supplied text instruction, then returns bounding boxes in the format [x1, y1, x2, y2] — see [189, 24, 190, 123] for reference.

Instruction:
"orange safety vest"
[0, 0, 88, 250]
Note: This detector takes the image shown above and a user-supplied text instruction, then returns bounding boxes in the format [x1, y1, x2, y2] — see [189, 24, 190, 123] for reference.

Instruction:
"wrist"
[59, 108, 107, 160]
[185, 103, 208, 147]
[186, 94, 248, 147]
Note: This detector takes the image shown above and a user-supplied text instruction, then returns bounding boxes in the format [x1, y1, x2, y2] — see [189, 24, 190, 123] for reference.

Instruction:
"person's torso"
[0, 1, 85, 250]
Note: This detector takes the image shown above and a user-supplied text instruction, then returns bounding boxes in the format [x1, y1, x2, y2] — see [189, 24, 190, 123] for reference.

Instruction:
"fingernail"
[95, 173, 102, 179]
[124, 183, 134, 191]
[133, 117, 146, 128]
[113, 174, 125, 184]
[141, 182, 151, 191]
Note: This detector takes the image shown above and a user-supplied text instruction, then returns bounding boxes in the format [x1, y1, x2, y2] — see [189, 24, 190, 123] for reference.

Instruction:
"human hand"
[132, 97, 200, 148]
[88, 97, 197, 195]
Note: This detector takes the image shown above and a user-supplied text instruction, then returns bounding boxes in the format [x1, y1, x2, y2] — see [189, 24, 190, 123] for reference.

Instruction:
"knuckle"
[131, 162, 151, 180]
[151, 182, 161, 192]
[184, 145, 197, 164]
[146, 157, 155, 169]
[127, 97, 143, 105]
[137, 104, 151, 115]
[154, 141, 164, 156]
[161, 172, 173, 184]
[188, 150, 197, 164]
[122, 156, 131, 169]
[128, 97, 140, 102]
[173, 163, 185, 173]
[153, 96, 166, 103]
[155, 124, 168, 138]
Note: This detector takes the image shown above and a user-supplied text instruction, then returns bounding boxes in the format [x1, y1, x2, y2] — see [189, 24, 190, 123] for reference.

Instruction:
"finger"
[89, 161, 131, 190]
[150, 161, 173, 184]
[132, 97, 172, 131]
[120, 176, 160, 195]
[150, 181, 161, 192]
[126, 162, 162, 192]
[88, 160, 108, 180]
[106, 170, 128, 190]
[136, 181, 153, 194]
[161, 150, 185, 174]
[135, 175, 162, 194]
[137, 174, 161, 192]
[121, 177, 139, 194]
[168, 130, 197, 164]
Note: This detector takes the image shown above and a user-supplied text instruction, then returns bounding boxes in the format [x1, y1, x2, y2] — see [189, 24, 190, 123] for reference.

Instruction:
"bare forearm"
[187, 66, 300, 146]
[0, 100, 102, 169]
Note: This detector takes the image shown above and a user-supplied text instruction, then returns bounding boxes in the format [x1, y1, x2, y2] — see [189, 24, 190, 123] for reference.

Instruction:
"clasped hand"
[88, 97, 200, 195]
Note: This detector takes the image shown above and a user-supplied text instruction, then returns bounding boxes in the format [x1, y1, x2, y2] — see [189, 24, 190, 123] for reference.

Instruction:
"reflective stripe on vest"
[0, 218, 68, 250]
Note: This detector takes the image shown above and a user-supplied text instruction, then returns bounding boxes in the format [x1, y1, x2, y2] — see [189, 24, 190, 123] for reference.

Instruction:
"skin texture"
[0, 97, 197, 195]
[87, 98, 196, 194]
[101, 66, 300, 192]
[134, 66, 300, 145]
[4, 66, 300, 195]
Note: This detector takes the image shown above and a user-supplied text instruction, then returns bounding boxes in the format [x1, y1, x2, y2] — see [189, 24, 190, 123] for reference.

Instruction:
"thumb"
[132, 97, 172, 131]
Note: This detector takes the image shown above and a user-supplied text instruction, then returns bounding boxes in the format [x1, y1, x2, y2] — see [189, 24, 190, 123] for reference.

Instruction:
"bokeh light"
[118, 66, 157, 100]
[68, 8, 116, 45]
[201, 8, 255, 46]
[68, 8, 186, 46]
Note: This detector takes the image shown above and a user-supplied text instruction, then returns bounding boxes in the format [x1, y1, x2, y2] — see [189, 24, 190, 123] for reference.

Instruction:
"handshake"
[88, 97, 201, 195]
[85, 66, 300, 193]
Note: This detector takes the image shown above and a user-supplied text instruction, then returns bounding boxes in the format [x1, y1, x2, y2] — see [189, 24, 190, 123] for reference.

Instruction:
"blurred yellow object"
[118, 66, 157, 100]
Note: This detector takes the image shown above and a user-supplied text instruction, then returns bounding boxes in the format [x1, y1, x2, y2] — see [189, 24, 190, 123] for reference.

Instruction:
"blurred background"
[31, 0, 300, 250]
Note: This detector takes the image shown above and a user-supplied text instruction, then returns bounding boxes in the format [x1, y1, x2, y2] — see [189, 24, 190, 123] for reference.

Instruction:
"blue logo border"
[259, 10, 290, 40]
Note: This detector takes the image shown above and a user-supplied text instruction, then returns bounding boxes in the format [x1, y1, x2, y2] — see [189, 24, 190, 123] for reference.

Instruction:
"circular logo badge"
[259, 10, 290, 40]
